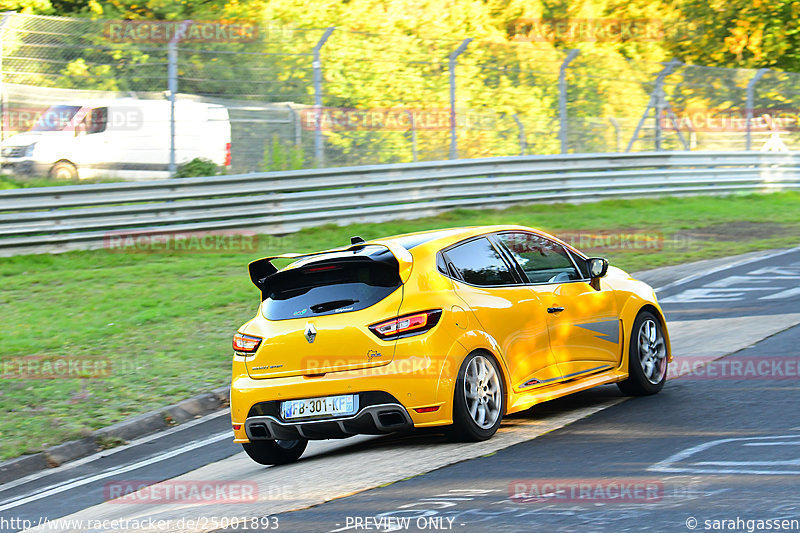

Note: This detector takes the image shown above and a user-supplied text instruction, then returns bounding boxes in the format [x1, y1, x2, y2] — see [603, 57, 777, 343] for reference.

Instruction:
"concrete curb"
[0, 386, 230, 485]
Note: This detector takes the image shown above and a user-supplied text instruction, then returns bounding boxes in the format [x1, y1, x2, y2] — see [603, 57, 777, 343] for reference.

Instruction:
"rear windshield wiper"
[310, 299, 359, 313]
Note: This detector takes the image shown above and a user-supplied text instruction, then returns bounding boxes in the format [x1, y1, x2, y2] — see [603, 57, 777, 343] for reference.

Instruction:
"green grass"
[2, 191, 800, 460]
[0, 175, 125, 189]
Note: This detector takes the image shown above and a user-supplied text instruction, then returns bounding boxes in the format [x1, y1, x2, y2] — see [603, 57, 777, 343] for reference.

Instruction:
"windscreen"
[31, 105, 82, 132]
[261, 257, 401, 321]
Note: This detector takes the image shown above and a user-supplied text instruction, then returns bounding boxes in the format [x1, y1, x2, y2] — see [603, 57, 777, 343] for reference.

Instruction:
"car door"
[442, 236, 562, 391]
[495, 232, 621, 379]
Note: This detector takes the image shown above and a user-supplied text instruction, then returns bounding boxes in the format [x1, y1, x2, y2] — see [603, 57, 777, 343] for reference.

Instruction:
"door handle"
[547, 306, 565, 314]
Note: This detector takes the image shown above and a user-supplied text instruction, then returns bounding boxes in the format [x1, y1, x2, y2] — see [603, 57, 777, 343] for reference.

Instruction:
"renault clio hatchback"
[231, 226, 671, 465]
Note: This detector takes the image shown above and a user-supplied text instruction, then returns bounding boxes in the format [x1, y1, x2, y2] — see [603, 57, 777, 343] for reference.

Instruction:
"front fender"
[617, 285, 673, 371]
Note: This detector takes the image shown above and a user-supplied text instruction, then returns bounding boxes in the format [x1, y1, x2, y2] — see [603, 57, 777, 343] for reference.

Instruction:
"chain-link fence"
[1, 13, 799, 179]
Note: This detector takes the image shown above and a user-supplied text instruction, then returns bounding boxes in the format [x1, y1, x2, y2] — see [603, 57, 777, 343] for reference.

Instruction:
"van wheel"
[242, 439, 307, 465]
[448, 352, 504, 442]
[49, 161, 78, 180]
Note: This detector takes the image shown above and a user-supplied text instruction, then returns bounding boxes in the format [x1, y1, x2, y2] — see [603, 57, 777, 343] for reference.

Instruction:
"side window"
[497, 232, 581, 284]
[444, 237, 517, 286]
[567, 249, 590, 279]
[87, 107, 108, 134]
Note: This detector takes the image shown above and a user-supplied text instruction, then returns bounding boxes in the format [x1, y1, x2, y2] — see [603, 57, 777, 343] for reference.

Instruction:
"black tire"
[617, 311, 668, 396]
[448, 352, 505, 442]
[242, 439, 307, 465]
[49, 160, 78, 180]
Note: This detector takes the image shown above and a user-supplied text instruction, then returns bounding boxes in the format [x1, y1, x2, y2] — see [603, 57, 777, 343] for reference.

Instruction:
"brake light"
[224, 142, 231, 166]
[233, 332, 262, 353]
[306, 265, 339, 273]
[369, 309, 442, 340]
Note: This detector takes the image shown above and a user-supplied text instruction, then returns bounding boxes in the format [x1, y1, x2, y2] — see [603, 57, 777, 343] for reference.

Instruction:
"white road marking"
[0, 432, 231, 512]
[0, 408, 232, 494]
[761, 287, 800, 300]
[744, 441, 800, 446]
[649, 435, 800, 475]
[660, 261, 800, 304]
[655, 246, 800, 293]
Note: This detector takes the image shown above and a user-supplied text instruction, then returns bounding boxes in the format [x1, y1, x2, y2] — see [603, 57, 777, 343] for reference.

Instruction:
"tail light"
[369, 309, 442, 340]
[224, 142, 231, 166]
[233, 332, 262, 354]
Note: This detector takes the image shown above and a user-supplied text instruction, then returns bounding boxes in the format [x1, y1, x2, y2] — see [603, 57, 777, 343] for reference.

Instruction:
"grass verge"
[2, 191, 800, 460]
[0, 175, 124, 189]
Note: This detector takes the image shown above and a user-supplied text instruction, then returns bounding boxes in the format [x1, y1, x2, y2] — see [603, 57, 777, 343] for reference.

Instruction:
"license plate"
[280, 394, 358, 420]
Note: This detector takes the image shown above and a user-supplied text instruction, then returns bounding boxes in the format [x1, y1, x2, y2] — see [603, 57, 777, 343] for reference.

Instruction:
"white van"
[1, 99, 231, 180]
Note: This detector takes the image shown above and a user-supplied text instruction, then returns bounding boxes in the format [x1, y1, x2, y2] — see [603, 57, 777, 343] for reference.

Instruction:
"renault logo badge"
[304, 323, 317, 344]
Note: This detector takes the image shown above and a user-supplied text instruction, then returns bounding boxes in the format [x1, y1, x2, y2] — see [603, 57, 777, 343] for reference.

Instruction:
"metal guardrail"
[1, 151, 798, 256]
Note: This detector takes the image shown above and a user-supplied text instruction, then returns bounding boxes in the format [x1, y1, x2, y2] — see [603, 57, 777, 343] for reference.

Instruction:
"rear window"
[261, 258, 401, 320]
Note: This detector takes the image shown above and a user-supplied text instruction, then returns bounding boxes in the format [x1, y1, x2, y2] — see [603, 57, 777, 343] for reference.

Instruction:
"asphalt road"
[2, 246, 799, 533]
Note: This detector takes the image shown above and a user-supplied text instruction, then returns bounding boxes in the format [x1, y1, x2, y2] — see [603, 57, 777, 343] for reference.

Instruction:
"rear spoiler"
[248, 241, 413, 291]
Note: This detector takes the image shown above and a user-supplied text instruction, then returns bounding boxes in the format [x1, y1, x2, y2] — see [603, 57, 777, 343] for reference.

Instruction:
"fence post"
[654, 59, 681, 151]
[0, 12, 16, 144]
[286, 105, 301, 148]
[746, 68, 768, 151]
[167, 38, 178, 175]
[449, 38, 472, 160]
[512, 114, 526, 155]
[558, 49, 579, 154]
[626, 59, 680, 152]
[313, 27, 335, 167]
[404, 110, 417, 162]
[608, 117, 621, 153]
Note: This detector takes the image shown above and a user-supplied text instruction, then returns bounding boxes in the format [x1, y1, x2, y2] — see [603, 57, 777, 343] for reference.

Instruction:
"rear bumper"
[245, 402, 413, 440]
[230, 358, 454, 442]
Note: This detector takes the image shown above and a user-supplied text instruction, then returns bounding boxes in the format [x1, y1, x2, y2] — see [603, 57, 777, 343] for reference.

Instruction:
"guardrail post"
[0, 12, 17, 143]
[313, 27, 335, 167]
[512, 114, 526, 155]
[559, 49, 579, 154]
[746, 68, 768, 151]
[449, 38, 472, 160]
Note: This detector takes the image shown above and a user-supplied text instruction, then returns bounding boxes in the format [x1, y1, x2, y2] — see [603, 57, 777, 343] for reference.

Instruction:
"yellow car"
[230, 225, 671, 465]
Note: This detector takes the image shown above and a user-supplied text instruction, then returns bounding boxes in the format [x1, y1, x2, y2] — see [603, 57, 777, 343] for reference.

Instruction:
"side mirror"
[587, 257, 609, 279]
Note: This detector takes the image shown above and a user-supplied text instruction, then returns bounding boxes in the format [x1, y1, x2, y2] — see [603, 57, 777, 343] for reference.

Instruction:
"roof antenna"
[350, 236, 365, 245]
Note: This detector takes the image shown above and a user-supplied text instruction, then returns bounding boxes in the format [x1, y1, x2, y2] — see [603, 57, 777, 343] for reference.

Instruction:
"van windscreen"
[32, 105, 82, 132]
[261, 257, 401, 320]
